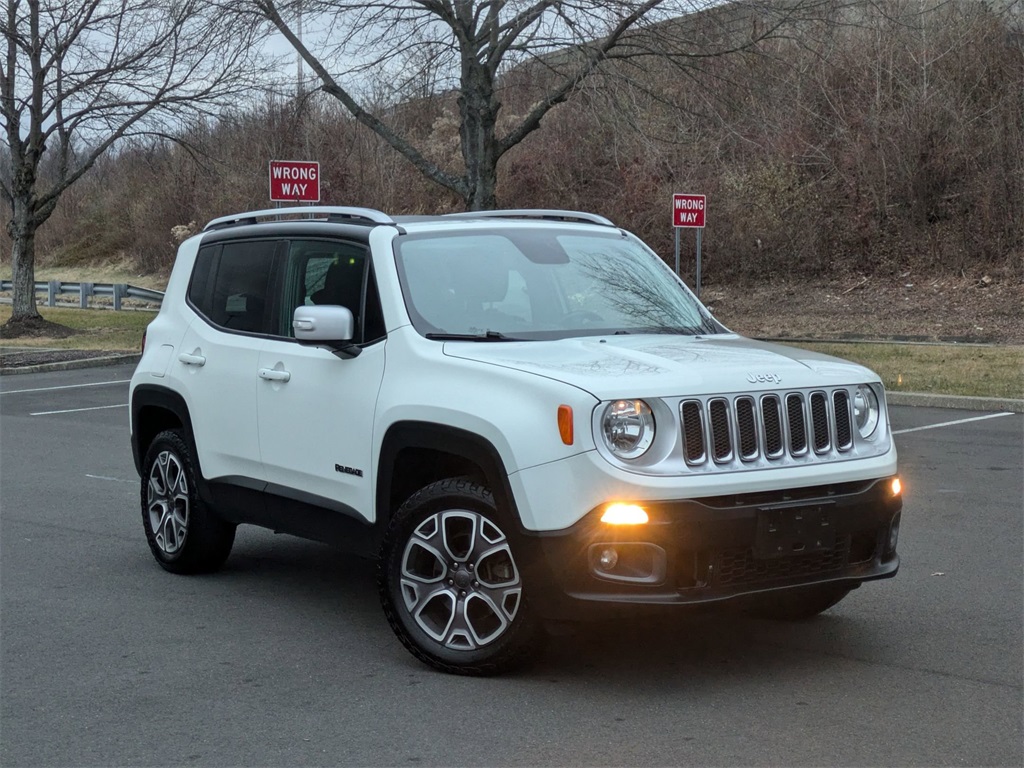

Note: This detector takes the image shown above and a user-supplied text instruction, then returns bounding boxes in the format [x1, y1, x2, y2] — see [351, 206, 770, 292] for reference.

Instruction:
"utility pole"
[296, 0, 305, 96]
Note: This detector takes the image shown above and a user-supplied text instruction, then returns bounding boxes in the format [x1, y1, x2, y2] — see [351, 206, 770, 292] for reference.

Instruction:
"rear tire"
[378, 478, 542, 675]
[741, 584, 853, 621]
[140, 429, 235, 574]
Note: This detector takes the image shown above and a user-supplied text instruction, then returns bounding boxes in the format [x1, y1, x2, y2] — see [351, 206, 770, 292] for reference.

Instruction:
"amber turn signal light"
[557, 404, 573, 445]
[600, 503, 649, 525]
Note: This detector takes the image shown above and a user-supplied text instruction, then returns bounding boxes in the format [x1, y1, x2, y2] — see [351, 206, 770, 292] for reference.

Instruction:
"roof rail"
[203, 206, 395, 231]
[443, 209, 615, 227]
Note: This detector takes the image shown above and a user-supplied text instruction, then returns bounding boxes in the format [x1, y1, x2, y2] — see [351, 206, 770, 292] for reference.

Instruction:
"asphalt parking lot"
[1, 363, 1021, 767]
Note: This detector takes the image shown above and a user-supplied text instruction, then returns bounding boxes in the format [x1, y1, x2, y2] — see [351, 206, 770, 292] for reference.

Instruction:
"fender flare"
[130, 385, 210, 501]
[376, 420, 520, 530]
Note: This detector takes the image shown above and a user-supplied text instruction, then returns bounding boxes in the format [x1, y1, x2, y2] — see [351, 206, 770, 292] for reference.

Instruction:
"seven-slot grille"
[680, 389, 855, 467]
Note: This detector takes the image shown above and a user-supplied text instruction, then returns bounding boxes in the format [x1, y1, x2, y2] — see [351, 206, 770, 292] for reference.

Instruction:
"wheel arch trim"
[130, 385, 206, 497]
[376, 421, 521, 531]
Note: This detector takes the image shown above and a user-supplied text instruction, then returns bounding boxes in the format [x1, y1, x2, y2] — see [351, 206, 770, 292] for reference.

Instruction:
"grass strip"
[0, 305, 153, 351]
[782, 342, 1024, 400]
[1, 307, 1020, 399]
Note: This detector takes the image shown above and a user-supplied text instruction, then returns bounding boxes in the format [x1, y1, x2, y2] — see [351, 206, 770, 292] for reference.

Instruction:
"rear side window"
[189, 240, 279, 335]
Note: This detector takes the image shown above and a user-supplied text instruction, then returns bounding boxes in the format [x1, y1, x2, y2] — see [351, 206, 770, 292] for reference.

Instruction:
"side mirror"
[293, 306, 361, 358]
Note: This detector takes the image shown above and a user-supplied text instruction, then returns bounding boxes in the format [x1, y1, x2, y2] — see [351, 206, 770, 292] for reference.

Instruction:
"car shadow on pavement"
[532, 602, 884, 684]
[190, 530, 887, 684]
[215, 530, 382, 609]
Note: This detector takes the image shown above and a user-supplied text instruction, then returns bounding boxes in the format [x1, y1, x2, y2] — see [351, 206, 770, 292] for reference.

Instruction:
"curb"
[0, 353, 141, 376]
[887, 392, 1024, 414]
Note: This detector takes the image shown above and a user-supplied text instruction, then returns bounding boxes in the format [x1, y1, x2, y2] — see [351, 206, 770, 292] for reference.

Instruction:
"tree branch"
[498, 0, 668, 155]
[255, 0, 469, 198]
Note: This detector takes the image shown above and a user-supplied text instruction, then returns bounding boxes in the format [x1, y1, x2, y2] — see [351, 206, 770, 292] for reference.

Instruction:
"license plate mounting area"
[754, 504, 836, 560]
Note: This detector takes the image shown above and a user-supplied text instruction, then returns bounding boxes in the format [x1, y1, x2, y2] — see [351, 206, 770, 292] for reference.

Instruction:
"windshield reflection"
[394, 228, 721, 340]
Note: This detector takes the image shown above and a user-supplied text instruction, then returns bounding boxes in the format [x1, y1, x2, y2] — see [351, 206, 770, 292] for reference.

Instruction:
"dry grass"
[0, 305, 153, 350]
[784, 342, 1024, 400]
[1, 260, 168, 291]
[1, 305, 1020, 399]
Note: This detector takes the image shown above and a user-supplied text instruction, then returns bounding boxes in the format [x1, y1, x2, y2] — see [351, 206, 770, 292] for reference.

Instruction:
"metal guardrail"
[0, 280, 164, 310]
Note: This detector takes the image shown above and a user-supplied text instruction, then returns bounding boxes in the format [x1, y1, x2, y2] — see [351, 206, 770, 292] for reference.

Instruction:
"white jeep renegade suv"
[130, 206, 902, 675]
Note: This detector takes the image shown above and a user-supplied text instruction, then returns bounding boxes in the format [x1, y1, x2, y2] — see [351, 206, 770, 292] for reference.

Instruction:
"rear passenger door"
[177, 239, 281, 484]
[256, 238, 387, 522]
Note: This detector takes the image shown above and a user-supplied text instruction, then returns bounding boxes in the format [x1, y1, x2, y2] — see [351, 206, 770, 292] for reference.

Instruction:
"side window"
[282, 239, 382, 343]
[188, 240, 278, 335]
[188, 245, 218, 316]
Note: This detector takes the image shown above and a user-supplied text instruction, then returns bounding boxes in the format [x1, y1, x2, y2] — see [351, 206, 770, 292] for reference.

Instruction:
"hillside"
[3, 0, 1021, 295]
[709, 275, 1024, 344]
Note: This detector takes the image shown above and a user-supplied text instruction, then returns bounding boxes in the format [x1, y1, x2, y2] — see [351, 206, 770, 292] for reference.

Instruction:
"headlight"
[602, 400, 656, 459]
[853, 384, 880, 438]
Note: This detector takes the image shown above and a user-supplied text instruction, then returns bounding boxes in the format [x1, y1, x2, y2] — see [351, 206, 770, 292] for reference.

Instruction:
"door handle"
[258, 367, 291, 383]
[178, 352, 206, 367]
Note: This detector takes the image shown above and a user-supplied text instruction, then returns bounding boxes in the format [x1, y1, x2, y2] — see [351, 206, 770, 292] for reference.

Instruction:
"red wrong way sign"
[673, 193, 706, 228]
[269, 160, 320, 202]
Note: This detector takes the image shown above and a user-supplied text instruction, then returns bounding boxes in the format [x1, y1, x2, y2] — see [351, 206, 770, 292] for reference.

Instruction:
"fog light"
[601, 503, 649, 525]
[597, 547, 619, 570]
[888, 512, 901, 552]
[891, 477, 902, 496]
[588, 542, 667, 584]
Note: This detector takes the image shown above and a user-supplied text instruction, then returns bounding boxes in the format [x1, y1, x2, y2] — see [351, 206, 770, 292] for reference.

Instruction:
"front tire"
[378, 478, 541, 675]
[140, 429, 235, 574]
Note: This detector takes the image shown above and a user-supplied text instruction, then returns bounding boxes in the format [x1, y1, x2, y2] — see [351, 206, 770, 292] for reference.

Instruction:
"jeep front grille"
[681, 401, 705, 463]
[762, 396, 783, 457]
[810, 392, 830, 453]
[735, 398, 758, 460]
[709, 399, 732, 462]
[679, 388, 857, 470]
[786, 394, 807, 455]
[833, 390, 853, 449]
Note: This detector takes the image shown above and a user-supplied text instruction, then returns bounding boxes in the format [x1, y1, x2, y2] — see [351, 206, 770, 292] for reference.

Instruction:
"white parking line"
[85, 474, 132, 483]
[30, 403, 128, 416]
[893, 412, 1015, 435]
[2, 379, 130, 395]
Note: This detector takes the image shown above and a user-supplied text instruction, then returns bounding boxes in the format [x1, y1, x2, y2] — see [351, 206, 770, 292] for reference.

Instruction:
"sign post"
[269, 160, 321, 203]
[672, 193, 706, 298]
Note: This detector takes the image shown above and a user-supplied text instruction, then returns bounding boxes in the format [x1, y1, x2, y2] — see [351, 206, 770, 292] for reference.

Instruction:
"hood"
[442, 334, 878, 400]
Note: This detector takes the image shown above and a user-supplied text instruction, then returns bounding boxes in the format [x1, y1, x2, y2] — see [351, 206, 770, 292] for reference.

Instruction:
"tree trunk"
[7, 198, 40, 322]
[458, 61, 500, 211]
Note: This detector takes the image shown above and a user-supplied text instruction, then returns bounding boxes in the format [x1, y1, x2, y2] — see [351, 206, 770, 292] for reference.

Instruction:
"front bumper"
[518, 477, 901, 618]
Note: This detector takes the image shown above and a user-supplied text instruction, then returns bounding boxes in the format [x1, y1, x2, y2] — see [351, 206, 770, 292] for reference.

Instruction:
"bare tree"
[0, 0, 269, 329]
[254, 0, 810, 212]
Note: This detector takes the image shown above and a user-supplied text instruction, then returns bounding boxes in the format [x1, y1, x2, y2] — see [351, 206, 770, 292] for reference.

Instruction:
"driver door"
[256, 239, 387, 522]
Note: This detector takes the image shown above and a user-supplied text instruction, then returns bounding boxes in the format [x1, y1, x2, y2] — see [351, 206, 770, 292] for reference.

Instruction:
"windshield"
[393, 228, 721, 340]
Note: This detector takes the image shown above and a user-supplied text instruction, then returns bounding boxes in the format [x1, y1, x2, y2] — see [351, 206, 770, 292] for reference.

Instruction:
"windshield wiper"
[425, 330, 525, 341]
